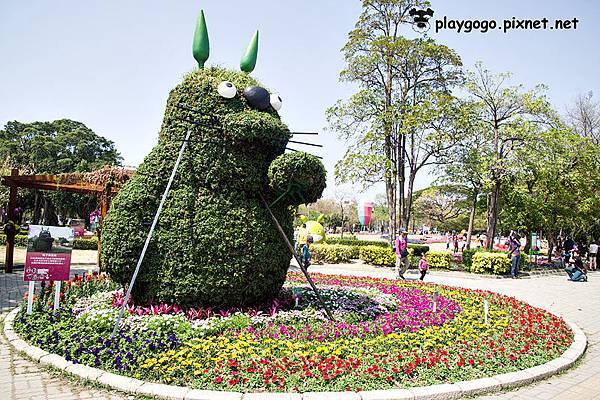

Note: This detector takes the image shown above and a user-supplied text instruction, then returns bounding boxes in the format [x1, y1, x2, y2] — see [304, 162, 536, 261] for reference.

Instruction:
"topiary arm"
[267, 152, 326, 207]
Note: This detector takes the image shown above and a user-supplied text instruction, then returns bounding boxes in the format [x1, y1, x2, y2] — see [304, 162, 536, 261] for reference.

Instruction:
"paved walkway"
[1, 251, 127, 400]
[1, 261, 599, 399]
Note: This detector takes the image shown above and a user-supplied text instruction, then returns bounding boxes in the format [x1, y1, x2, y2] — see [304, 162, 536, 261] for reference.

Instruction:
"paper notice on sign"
[24, 225, 74, 282]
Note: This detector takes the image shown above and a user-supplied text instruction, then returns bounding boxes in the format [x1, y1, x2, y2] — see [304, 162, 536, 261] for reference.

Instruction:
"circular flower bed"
[14, 273, 572, 392]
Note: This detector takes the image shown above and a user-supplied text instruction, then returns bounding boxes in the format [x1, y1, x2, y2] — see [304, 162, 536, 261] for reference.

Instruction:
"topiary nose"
[242, 86, 271, 111]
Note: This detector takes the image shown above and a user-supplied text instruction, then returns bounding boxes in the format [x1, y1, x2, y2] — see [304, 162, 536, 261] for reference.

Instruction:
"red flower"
[213, 376, 223, 384]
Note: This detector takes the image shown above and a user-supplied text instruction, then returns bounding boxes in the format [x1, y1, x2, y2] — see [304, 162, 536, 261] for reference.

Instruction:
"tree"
[566, 91, 600, 142]
[328, 0, 462, 240]
[402, 91, 465, 228]
[437, 100, 487, 248]
[412, 184, 470, 232]
[0, 119, 122, 224]
[501, 124, 600, 256]
[464, 64, 552, 249]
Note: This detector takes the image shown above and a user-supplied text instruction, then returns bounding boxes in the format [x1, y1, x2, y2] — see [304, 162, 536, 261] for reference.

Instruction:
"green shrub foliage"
[359, 245, 395, 267]
[470, 252, 511, 275]
[425, 250, 453, 269]
[0, 234, 28, 247]
[408, 244, 429, 256]
[310, 244, 355, 264]
[461, 248, 478, 270]
[73, 237, 98, 250]
[101, 67, 326, 308]
[325, 237, 388, 247]
[269, 152, 326, 206]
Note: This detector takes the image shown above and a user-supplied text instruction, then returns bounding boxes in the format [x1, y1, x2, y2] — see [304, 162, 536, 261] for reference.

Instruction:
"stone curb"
[3, 306, 588, 400]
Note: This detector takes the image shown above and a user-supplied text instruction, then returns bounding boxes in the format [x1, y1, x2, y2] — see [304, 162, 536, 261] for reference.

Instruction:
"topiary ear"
[317, 214, 325, 223]
[240, 30, 259, 73]
[192, 10, 210, 69]
[299, 215, 308, 223]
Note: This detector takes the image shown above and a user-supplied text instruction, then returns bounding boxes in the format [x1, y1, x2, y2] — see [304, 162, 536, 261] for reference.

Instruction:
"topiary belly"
[101, 152, 293, 308]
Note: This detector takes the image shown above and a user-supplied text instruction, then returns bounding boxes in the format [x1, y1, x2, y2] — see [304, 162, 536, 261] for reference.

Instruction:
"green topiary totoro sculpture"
[100, 10, 326, 308]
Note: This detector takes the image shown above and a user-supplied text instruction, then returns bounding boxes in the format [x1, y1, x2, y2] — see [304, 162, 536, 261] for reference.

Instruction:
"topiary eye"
[217, 81, 237, 98]
[270, 94, 282, 111]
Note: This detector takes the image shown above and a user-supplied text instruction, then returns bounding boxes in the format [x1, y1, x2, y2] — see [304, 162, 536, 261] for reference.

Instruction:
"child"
[418, 253, 428, 281]
[301, 235, 313, 270]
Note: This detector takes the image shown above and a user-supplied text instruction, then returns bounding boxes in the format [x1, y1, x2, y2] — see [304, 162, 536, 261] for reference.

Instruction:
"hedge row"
[324, 237, 430, 255]
[425, 250, 454, 269]
[310, 244, 357, 264]
[311, 242, 525, 276]
[359, 245, 396, 267]
[470, 252, 510, 275]
[324, 237, 388, 248]
[0, 234, 98, 250]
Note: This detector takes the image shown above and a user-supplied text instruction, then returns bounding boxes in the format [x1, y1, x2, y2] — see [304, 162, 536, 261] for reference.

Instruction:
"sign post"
[53, 281, 62, 310]
[26, 281, 34, 315]
[24, 225, 74, 313]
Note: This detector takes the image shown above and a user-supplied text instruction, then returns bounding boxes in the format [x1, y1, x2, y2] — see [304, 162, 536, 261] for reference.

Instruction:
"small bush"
[470, 252, 511, 275]
[462, 249, 478, 269]
[0, 234, 28, 247]
[408, 244, 430, 256]
[73, 237, 98, 250]
[359, 245, 395, 267]
[310, 244, 354, 264]
[426, 251, 453, 269]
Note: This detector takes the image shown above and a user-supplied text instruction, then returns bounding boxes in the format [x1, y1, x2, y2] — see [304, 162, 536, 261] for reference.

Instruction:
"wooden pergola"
[1, 167, 130, 273]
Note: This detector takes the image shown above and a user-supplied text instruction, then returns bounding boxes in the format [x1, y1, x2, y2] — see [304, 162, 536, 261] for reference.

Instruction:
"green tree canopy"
[0, 119, 122, 224]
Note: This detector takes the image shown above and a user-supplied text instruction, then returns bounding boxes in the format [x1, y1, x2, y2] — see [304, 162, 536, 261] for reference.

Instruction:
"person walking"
[596, 240, 600, 272]
[293, 226, 299, 252]
[453, 234, 459, 254]
[395, 231, 409, 280]
[445, 231, 451, 250]
[301, 236, 313, 270]
[507, 233, 522, 278]
[418, 253, 428, 281]
[589, 240, 598, 271]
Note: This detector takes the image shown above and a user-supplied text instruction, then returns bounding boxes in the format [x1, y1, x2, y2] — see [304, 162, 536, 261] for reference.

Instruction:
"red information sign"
[24, 225, 74, 282]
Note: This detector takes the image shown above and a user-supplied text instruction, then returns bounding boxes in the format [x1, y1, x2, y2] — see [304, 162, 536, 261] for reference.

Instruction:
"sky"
[1, 1, 599, 201]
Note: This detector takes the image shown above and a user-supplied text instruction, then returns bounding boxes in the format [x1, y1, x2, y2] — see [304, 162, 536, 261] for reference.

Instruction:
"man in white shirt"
[589, 241, 598, 271]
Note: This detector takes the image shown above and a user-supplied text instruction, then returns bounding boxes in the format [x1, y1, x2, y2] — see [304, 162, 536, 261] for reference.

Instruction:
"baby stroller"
[565, 255, 588, 282]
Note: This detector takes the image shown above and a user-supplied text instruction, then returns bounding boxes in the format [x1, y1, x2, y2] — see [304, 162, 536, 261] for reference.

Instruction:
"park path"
[1, 250, 128, 400]
[1, 257, 599, 399]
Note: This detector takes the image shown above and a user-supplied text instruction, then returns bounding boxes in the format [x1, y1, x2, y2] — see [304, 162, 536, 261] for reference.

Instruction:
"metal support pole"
[111, 130, 192, 339]
[258, 192, 335, 321]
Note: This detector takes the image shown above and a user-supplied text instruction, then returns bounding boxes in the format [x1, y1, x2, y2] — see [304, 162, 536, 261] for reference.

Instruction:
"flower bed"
[14, 273, 572, 393]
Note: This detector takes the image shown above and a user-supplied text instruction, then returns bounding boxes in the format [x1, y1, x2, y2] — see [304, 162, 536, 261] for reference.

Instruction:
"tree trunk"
[405, 171, 417, 231]
[486, 181, 501, 250]
[398, 133, 406, 229]
[33, 190, 41, 224]
[466, 189, 479, 250]
[42, 197, 59, 226]
[385, 176, 396, 243]
[547, 231, 555, 264]
[523, 231, 531, 254]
